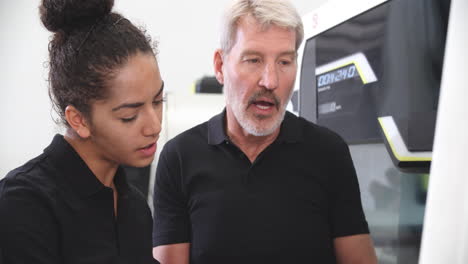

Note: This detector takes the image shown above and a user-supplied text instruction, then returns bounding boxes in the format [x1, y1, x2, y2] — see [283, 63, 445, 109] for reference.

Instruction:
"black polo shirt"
[0, 135, 158, 264]
[153, 110, 369, 263]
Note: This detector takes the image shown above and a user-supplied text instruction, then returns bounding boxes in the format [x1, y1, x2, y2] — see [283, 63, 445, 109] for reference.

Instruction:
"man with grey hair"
[152, 0, 377, 263]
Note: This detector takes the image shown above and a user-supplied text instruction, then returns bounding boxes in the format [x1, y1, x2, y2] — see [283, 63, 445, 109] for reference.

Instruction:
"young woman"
[0, 0, 162, 263]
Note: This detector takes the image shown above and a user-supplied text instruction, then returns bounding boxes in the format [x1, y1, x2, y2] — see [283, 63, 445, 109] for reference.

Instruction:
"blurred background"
[0, 0, 327, 177]
[1, 1, 467, 263]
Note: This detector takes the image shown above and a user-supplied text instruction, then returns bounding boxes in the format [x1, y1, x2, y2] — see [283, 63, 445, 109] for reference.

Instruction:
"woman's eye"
[121, 116, 136, 123]
[153, 98, 166, 106]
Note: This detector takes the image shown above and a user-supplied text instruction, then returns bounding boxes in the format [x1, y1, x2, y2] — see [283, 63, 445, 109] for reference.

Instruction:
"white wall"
[0, 0, 327, 177]
[0, 1, 58, 177]
[419, 0, 468, 262]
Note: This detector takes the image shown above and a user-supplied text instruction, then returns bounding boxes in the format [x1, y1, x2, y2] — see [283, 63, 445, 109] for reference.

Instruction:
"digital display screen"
[314, 51, 381, 143]
[299, 4, 387, 144]
[318, 66, 370, 117]
[316, 62, 365, 117]
[317, 64, 359, 88]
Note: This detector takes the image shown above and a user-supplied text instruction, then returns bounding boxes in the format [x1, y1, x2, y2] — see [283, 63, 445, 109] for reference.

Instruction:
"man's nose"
[258, 63, 279, 91]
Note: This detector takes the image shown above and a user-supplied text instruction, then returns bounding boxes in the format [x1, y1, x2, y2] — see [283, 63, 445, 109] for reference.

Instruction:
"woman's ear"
[64, 105, 91, 139]
[213, 49, 225, 85]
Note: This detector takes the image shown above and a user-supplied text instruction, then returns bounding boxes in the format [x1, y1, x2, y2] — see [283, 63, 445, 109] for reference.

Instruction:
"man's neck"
[226, 111, 280, 163]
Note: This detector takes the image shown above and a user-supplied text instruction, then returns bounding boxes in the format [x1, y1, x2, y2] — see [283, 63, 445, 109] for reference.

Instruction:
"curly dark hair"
[39, 0, 157, 126]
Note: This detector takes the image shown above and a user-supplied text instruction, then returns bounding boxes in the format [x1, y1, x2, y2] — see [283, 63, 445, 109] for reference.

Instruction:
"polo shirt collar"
[276, 111, 304, 143]
[207, 109, 303, 145]
[207, 109, 229, 145]
[44, 134, 129, 198]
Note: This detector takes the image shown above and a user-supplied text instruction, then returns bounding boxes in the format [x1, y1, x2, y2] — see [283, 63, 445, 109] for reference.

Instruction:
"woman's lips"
[138, 143, 157, 157]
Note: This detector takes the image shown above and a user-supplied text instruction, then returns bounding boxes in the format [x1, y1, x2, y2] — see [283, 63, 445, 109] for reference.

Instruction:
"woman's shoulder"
[1, 151, 58, 196]
[0, 154, 62, 262]
[120, 183, 153, 232]
[0, 151, 63, 220]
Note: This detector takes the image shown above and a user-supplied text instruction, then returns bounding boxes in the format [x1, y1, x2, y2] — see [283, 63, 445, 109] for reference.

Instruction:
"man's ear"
[213, 49, 225, 85]
[64, 105, 91, 139]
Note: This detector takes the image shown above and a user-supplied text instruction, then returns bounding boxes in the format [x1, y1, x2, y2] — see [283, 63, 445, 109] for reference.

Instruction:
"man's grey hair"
[220, 0, 304, 53]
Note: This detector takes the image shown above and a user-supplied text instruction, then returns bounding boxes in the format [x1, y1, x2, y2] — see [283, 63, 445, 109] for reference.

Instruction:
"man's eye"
[246, 58, 260, 64]
[121, 116, 136, 123]
[279, 60, 292, 65]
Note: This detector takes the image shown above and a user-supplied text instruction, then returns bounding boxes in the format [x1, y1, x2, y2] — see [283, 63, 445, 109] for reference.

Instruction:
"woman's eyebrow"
[112, 102, 144, 112]
[112, 81, 164, 112]
[154, 81, 164, 98]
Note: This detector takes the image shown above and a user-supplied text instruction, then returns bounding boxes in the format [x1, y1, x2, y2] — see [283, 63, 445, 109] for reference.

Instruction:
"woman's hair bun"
[39, 0, 115, 33]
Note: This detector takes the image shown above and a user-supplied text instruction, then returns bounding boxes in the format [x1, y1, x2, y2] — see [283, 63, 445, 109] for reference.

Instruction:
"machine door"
[298, 0, 450, 262]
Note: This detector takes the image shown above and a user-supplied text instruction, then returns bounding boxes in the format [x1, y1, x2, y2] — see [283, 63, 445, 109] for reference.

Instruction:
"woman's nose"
[142, 108, 162, 137]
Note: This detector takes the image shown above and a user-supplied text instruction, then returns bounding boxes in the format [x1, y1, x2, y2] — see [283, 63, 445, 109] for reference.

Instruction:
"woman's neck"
[64, 131, 118, 188]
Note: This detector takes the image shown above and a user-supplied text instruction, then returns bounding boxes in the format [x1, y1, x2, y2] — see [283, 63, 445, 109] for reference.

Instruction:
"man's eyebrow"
[240, 50, 297, 57]
[240, 50, 263, 57]
[112, 81, 165, 112]
[280, 51, 297, 56]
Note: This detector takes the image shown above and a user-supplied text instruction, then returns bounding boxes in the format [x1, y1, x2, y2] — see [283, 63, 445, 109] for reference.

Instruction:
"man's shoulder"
[161, 118, 211, 155]
[288, 113, 346, 146]
[169, 120, 209, 144]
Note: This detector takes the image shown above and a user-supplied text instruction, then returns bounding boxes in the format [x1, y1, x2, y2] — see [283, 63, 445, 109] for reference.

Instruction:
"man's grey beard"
[224, 86, 294, 137]
[239, 109, 286, 136]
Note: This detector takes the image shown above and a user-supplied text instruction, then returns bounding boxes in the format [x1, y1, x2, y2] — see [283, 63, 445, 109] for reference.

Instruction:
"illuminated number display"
[317, 64, 358, 88]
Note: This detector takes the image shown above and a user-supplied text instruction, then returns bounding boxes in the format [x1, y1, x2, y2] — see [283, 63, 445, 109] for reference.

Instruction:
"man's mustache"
[247, 91, 280, 110]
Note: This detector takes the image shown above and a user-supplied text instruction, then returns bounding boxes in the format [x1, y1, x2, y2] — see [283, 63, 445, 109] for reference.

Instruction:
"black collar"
[207, 109, 304, 145]
[44, 134, 130, 198]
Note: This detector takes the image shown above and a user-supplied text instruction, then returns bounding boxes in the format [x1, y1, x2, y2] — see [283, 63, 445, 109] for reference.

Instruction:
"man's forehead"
[233, 20, 295, 52]
[235, 16, 295, 40]
[237, 15, 288, 34]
